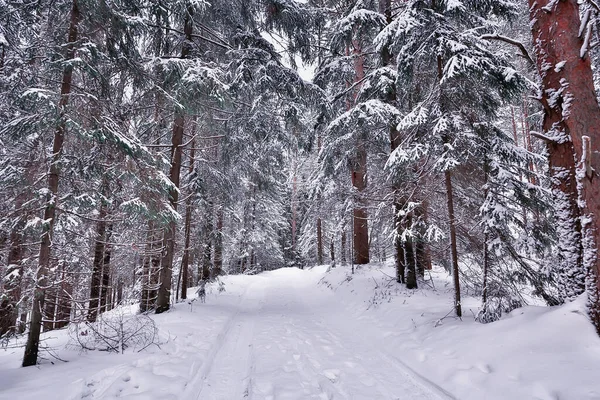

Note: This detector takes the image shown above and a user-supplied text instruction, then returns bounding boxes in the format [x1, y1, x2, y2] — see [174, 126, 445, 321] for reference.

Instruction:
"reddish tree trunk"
[23, 0, 79, 367]
[529, 0, 600, 333]
[156, 8, 193, 313]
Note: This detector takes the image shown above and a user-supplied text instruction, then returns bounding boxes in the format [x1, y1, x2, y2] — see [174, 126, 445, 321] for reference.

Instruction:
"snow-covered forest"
[1, 0, 600, 398]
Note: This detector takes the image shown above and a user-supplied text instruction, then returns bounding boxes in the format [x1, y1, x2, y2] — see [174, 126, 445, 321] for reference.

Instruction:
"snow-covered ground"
[1, 264, 599, 400]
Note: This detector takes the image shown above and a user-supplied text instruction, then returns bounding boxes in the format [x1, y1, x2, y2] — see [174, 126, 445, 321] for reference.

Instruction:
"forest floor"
[1, 264, 600, 400]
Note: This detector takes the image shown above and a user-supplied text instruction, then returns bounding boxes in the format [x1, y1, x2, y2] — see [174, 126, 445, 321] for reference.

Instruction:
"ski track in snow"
[177, 272, 452, 400]
[3, 270, 455, 400]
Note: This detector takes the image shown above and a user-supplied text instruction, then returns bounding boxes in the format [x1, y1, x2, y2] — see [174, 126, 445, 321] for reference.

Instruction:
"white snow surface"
[1, 265, 600, 400]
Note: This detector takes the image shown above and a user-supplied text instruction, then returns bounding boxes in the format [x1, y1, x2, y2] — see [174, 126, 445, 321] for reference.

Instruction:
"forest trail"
[179, 268, 453, 400]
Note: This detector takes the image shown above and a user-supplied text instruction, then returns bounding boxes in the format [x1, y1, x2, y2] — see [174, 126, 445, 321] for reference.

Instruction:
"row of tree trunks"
[528, 0, 600, 334]
[42, 262, 73, 331]
[155, 6, 194, 313]
[22, 0, 80, 367]
[140, 222, 161, 313]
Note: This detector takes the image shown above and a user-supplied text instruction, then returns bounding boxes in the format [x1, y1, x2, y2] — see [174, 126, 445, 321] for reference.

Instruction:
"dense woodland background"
[1, 0, 600, 367]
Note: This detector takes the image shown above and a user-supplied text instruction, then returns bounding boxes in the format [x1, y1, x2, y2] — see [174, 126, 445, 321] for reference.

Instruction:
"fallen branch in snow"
[434, 308, 456, 327]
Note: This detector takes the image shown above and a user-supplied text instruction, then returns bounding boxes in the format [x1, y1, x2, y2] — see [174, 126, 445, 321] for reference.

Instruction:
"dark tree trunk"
[212, 206, 224, 277]
[445, 166, 462, 317]
[405, 212, 417, 289]
[330, 236, 335, 266]
[100, 224, 113, 313]
[180, 137, 195, 300]
[88, 203, 107, 322]
[341, 230, 347, 265]
[394, 201, 406, 284]
[529, 0, 600, 333]
[352, 143, 370, 264]
[202, 208, 213, 281]
[55, 263, 71, 329]
[23, 0, 79, 367]
[0, 217, 24, 338]
[156, 7, 194, 314]
[139, 222, 155, 313]
[317, 218, 323, 264]
[415, 202, 431, 278]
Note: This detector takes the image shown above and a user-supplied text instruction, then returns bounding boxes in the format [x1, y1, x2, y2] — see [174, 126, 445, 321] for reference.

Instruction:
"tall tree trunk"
[445, 165, 462, 317]
[380, 0, 403, 277]
[100, 224, 113, 313]
[341, 230, 347, 265]
[202, 204, 213, 281]
[88, 202, 107, 322]
[156, 7, 193, 314]
[180, 137, 195, 300]
[415, 201, 431, 277]
[22, 0, 79, 367]
[405, 212, 417, 289]
[0, 214, 25, 338]
[529, 0, 600, 333]
[317, 218, 324, 264]
[330, 236, 335, 266]
[139, 222, 155, 313]
[213, 205, 223, 277]
[352, 143, 370, 265]
[350, 37, 370, 264]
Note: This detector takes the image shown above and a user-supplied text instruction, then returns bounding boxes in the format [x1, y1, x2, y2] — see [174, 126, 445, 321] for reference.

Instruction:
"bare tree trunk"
[0, 215, 24, 338]
[317, 218, 323, 264]
[381, 0, 403, 277]
[330, 236, 335, 266]
[202, 205, 213, 281]
[55, 262, 71, 329]
[529, 0, 600, 333]
[414, 202, 431, 278]
[180, 137, 195, 300]
[349, 42, 370, 265]
[22, 0, 79, 366]
[394, 201, 406, 284]
[88, 202, 107, 322]
[213, 206, 223, 277]
[139, 222, 155, 313]
[341, 230, 347, 265]
[445, 165, 462, 317]
[156, 7, 193, 314]
[405, 212, 417, 289]
[100, 224, 113, 313]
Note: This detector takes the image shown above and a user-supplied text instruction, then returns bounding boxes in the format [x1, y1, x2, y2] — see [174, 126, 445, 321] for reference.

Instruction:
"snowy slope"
[1, 265, 599, 400]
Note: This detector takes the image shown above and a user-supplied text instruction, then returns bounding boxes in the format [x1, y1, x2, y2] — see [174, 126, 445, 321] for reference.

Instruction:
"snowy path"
[175, 269, 453, 400]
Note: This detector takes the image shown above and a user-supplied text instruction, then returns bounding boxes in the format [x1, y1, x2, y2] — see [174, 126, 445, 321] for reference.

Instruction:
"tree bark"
[22, 0, 79, 367]
[213, 205, 224, 277]
[405, 212, 417, 289]
[528, 0, 600, 333]
[317, 218, 324, 264]
[352, 143, 370, 265]
[180, 137, 195, 300]
[156, 7, 194, 313]
[0, 214, 25, 338]
[88, 199, 107, 322]
[445, 165, 462, 317]
[100, 224, 113, 313]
